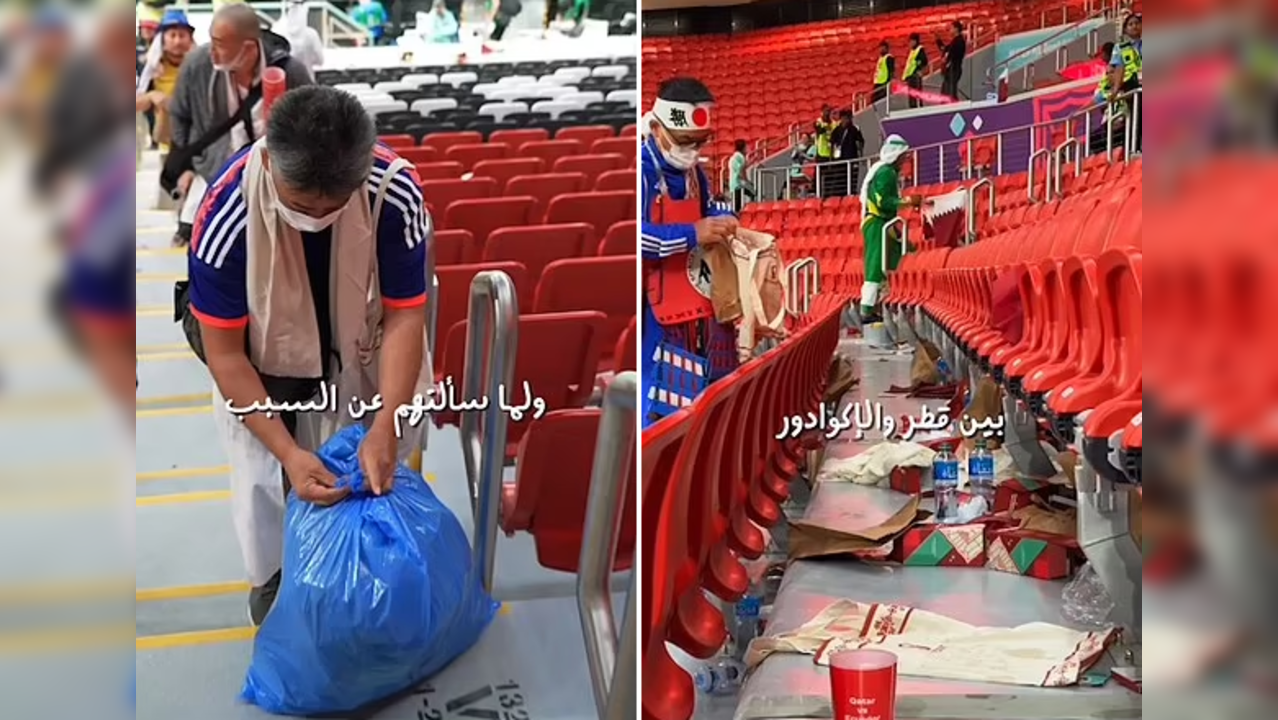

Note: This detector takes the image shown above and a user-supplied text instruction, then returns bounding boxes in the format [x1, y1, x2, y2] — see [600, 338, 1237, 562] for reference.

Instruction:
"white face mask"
[212, 43, 249, 73]
[276, 202, 345, 233]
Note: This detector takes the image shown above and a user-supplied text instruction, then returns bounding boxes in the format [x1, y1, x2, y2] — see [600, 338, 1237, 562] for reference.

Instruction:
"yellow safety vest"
[1118, 41, 1141, 84]
[874, 55, 891, 85]
[904, 47, 924, 79]
[815, 119, 835, 158]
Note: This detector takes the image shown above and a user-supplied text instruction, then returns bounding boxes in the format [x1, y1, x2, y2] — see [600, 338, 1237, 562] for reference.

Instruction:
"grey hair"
[266, 86, 376, 198]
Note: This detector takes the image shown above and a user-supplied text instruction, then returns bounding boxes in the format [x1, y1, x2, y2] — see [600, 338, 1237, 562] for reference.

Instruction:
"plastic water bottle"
[932, 443, 961, 523]
[693, 657, 746, 696]
[936, 357, 953, 383]
[731, 591, 763, 661]
[968, 438, 997, 511]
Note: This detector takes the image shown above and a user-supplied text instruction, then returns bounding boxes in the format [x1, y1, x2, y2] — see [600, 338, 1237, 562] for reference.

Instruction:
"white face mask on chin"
[276, 202, 345, 233]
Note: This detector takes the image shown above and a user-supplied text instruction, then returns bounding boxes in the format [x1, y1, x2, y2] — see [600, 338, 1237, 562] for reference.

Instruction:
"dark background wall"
[642, 0, 979, 37]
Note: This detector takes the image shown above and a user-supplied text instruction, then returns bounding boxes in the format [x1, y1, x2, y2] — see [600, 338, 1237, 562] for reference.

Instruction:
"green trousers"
[862, 216, 904, 285]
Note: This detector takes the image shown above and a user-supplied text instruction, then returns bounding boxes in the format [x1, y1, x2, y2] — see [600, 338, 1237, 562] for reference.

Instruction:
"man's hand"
[902, 194, 925, 209]
[177, 170, 196, 197]
[285, 447, 349, 505]
[359, 423, 398, 496]
[695, 216, 738, 247]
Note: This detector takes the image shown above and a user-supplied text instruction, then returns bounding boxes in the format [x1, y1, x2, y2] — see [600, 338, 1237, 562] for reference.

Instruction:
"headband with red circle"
[652, 98, 713, 132]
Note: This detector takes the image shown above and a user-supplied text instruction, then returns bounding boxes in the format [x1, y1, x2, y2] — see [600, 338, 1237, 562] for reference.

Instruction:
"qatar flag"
[923, 187, 968, 248]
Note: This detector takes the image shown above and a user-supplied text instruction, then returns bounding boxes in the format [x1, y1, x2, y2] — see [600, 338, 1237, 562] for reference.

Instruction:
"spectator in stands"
[136, 10, 196, 157]
[273, 0, 326, 74]
[352, 0, 391, 45]
[640, 77, 739, 426]
[183, 86, 432, 625]
[490, 0, 525, 41]
[937, 21, 967, 101]
[814, 105, 836, 196]
[168, 3, 312, 247]
[859, 134, 923, 323]
[830, 109, 865, 197]
[422, 0, 461, 43]
[903, 33, 928, 109]
[873, 41, 895, 105]
[728, 139, 755, 211]
[789, 132, 815, 198]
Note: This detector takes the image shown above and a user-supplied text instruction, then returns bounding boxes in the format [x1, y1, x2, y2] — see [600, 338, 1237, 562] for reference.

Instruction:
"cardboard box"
[994, 478, 1063, 513]
[890, 520, 1011, 567]
[985, 528, 1083, 580]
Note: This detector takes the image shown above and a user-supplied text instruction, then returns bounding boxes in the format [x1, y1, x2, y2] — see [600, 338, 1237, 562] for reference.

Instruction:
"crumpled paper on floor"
[816, 441, 935, 486]
[746, 599, 1117, 687]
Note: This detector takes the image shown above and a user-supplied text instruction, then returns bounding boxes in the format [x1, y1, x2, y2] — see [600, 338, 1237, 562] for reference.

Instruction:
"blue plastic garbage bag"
[241, 424, 499, 715]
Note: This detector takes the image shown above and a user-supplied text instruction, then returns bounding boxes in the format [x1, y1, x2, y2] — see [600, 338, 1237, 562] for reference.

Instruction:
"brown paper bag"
[910, 339, 942, 386]
[703, 242, 742, 323]
[788, 496, 929, 560]
[824, 354, 859, 405]
[962, 376, 1005, 451]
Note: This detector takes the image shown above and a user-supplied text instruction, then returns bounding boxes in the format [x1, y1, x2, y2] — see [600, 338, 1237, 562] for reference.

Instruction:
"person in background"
[422, 0, 460, 43]
[872, 41, 895, 105]
[490, 0, 524, 41]
[185, 86, 432, 625]
[273, 0, 326, 74]
[640, 77, 738, 426]
[1108, 13, 1142, 104]
[1094, 41, 1116, 103]
[168, 3, 312, 247]
[859, 134, 923, 324]
[11, 7, 73, 147]
[903, 33, 929, 109]
[937, 21, 967, 100]
[136, 10, 196, 156]
[352, 0, 390, 45]
[814, 104, 835, 197]
[789, 132, 815, 199]
[728, 139, 755, 211]
[830, 109, 864, 197]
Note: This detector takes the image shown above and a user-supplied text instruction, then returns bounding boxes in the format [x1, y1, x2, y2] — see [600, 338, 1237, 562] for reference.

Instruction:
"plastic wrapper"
[241, 424, 499, 714]
[1062, 561, 1115, 628]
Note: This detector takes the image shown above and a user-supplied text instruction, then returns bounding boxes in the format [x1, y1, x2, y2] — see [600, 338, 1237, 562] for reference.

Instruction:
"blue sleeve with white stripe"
[700, 167, 736, 218]
[369, 161, 428, 304]
[188, 159, 250, 325]
[640, 162, 697, 261]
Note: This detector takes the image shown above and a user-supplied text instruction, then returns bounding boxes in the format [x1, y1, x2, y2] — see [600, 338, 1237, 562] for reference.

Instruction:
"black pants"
[491, 11, 515, 40]
[941, 69, 962, 100]
[732, 186, 755, 212]
[872, 83, 889, 105]
[906, 76, 924, 108]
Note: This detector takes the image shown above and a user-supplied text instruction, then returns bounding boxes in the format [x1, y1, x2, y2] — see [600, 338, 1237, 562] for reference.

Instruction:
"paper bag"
[702, 243, 741, 323]
[910, 338, 943, 386]
[787, 495, 928, 560]
[824, 354, 859, 405]
[962, 376, 1004, 451]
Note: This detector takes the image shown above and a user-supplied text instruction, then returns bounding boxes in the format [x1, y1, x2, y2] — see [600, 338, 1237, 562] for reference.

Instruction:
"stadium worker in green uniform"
[859, 134, 921, 323]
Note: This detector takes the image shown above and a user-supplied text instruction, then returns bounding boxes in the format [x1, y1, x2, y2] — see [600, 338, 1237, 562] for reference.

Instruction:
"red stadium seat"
[472, 157, 546, 192]
[444, 196, 539, 260]
[620, 124, 636, 137]
[590, 137, 638, 162]
[598, 220, 636, 256]
[379, 134, 415, 149]
[489, 128, 550, 147]
[502, 409, 636, 572]
[595, 169, 634, 192]
[533, 256, 636, 363]
[505, 172, 589, 221]
[445, 142, 511, 171]
[423, 131, 483, 156]
[432, 228, 474, 267]
[545, 191, 636, 238]
[414, 161, 464, 180]
[519, 140, 586, 167]
[433, 262, 531, 374]
[613, 316, 637, 374]
[552, 154, 627, 188]
[436, 311, 607, 454]
[420, 177, 497, 220]
[556, 125, 615, 146]
[397, 146, 439, 166]
[483, 222, 595, 281]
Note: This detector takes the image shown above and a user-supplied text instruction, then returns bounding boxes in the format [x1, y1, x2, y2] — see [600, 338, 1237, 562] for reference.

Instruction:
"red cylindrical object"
[829, 649, 898, 720]
[262, 67, 287, 120]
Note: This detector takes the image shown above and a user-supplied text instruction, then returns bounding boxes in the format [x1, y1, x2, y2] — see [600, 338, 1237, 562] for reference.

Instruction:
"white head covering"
[860, 134, 911, 219]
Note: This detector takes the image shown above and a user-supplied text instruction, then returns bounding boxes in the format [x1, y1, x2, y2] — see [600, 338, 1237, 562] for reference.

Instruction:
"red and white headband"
[652, 98, 713, 131]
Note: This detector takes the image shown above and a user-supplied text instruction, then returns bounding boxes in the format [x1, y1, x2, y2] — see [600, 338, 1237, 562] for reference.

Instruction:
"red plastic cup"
[829, 648, 898, 720]
[262, 67, 287, 120]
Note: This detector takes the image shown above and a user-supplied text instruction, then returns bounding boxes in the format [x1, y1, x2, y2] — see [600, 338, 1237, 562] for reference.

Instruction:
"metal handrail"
[785, 258, 819, 315]
[427, 273, 439, 361]
[1125, 88, 1141, 160]
[987, 0, 1114, 83]
[459, 271, 519, 594]
[1052, 137, 1081, 198]
[1027, 147, 1052, 203]
[577, 372, 637, 720]
[604, 572, 637, 720]
[966, 177, 995, 243]
[882, 217, 907, 276]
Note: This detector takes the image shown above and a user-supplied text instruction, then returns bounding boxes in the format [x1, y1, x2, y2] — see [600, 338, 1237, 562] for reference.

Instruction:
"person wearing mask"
[903, 33, 929, 109]
[352, 0, 391, 45]
[873, 41, 895, 105]
[937, 21, 967, 100]
[136, 10, 197, 158]
[423, 0, 461, 43]
[272, 0, 326, 74]
[167, 3, 312, 248]
[728, 139, 754, 211]
[814, 104, 836, 197]
[181, 86, 434, 625]
[859, 135, 923, 324]
[640, 77, 739, 425]
[830, 110, 865, 197]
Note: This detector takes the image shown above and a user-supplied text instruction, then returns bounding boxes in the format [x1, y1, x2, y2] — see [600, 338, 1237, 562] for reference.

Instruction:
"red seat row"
[380, 124, 637, 153]
[641, 293, 846, 720]
[425, 189, 635, 258]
